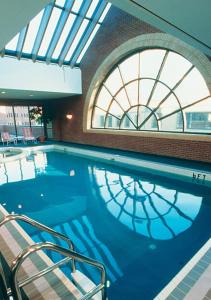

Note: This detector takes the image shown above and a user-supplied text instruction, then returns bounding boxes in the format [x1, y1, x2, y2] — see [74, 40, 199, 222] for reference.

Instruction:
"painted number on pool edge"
[192, 172, 206, 184]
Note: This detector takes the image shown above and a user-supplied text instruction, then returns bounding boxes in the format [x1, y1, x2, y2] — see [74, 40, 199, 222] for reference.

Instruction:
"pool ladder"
[0, 214, 107, 300]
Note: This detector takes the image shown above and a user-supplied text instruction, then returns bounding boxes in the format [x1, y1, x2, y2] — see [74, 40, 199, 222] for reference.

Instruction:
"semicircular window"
[92, 49, 211, 133]
[92, 167, 202, 240]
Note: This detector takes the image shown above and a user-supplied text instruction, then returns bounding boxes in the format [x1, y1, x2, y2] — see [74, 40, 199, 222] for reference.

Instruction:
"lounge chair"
[1, 132, 17, 146]
[22, 127, 37, 144]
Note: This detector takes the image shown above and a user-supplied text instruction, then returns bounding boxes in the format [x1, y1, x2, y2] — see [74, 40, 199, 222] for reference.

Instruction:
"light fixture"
[66, 114, 73, 120]
[29, 94, 34, 97]
[1, 91, 6, 94]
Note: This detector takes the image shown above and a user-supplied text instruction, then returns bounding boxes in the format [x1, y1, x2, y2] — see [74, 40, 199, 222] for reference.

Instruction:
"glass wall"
[0, 105, 44, 140]
[92, 49, 211, 134]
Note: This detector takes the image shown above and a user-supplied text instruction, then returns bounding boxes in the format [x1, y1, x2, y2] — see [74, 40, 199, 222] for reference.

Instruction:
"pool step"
[0, 206, 106, 300]
[72, 270, 102, 300]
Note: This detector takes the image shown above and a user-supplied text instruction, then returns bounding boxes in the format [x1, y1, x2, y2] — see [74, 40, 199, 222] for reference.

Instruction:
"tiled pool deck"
[155, 239, 211, 300]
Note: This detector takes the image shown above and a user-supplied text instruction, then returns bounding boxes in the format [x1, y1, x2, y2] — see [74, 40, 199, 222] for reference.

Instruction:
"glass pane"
[159, 51, 192, 88]
[65, 19, 89, 61]
[149, 82, 170, 109]
[140, 49, 166, 79]
[105, 114, 120, 129]
[0, 106, 16, 137]
[29, 106, 44, 136]
[52, 13, 76, 59]
[14, 106, 30, 137]
[92, 107, 106, 128]
[108, 101, 124, 118]
[98, 3, 112, 23]
[95, 86, 112, 111]
[86, 0, 99, 18]
[119, 53, 139, 84]
[6, 33, 19, 50]
[184, 97, 211, 133]
[138, 106, 157, 130]
[139, 79, 155, 106]
[56, 0, 66, 7]
[120, 115, 136, 130]
[38, 7, 62, 57]
[175, 68, 210, 107]
[115, 89, 130, 111]
[125, 81, 139, 106]
[157, 95, 180, 118]
[104, 68, 122, 96]
[23, 9, 44, 54]
[72, 0, 83, 13]
[127, 107, 138, 129]
[76, 24, 100, 64]
[160, 112, 183, 132]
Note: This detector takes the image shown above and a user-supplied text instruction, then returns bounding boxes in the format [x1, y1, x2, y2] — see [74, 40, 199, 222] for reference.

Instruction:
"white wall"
[0, 57, 82, 97]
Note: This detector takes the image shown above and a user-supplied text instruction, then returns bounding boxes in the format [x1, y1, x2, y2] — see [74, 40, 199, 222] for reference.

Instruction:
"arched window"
[91, 49, 211, 134]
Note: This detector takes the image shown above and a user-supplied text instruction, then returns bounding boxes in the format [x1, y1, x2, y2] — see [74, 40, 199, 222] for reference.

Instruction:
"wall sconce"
[66, 114, 73, 120]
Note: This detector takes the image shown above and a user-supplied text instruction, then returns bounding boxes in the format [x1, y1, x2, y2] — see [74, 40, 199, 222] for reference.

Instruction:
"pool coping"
[11, 143, 211, 188]
[0, 147, 30, 163]
[154, 238, 211, 300]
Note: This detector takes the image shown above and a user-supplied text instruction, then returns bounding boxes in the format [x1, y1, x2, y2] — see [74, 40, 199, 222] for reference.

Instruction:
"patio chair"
[22, 128, 37, 144]
[1, 132, 17, 146]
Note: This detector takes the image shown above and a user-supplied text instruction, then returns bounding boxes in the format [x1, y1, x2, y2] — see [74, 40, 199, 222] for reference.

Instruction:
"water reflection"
[92, 168, 202, 240]
[0, 152, 47, 185]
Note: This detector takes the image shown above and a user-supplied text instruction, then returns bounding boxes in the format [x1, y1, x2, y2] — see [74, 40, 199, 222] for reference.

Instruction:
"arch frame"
[83, 33, 211, 141]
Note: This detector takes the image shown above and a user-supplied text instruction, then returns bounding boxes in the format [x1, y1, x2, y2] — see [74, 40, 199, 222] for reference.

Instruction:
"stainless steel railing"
[0, 214, 107, 300]
[10, 242, 106, 300]
[0, 214, 76, 271]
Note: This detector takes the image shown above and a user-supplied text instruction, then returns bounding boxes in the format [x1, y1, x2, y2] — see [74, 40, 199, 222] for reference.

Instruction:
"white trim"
[12, 144, 211, 187]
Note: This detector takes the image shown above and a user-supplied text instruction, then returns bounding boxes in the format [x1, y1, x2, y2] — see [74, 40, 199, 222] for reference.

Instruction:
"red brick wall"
[52, 6, 211, 163]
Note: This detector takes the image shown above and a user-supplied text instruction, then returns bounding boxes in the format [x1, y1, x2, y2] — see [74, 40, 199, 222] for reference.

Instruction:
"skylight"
[3, 0, 111, 66]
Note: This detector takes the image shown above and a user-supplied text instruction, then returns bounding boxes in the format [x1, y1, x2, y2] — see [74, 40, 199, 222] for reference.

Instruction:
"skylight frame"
[3, 0, 111, 67]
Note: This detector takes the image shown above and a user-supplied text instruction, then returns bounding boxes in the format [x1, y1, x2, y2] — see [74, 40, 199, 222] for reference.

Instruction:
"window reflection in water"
[0, 152, 47, 185]
[92, 168, 202, 240]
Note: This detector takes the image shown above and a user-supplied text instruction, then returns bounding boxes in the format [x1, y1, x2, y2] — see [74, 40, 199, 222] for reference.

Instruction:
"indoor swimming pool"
[0, 149, 211, 299]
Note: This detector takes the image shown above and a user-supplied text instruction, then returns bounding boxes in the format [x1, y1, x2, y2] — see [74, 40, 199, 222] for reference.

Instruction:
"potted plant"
[29, 105, 55, 141]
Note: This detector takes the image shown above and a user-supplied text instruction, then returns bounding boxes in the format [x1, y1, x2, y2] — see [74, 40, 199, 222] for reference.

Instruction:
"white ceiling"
[110, 0, 211, 56]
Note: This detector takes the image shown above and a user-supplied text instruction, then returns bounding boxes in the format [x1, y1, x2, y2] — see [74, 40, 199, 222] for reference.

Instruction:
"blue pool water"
[0, 150, 211, 299]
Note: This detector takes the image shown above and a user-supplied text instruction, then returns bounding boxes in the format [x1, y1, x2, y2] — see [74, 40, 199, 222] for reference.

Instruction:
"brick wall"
[52, 6, 211, 163]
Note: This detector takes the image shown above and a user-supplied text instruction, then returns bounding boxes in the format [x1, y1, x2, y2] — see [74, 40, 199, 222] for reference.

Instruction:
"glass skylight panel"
[65, 19, 89, 61]
[76, 24, 100, 64]
[38, 7, 62, 57]
[55, 0, 66, 7]
[72, 0, 83, 13]
[86, 0, 99, 18]
[52, 13, 76, 59]
[22, 9, 44, 54]
[98, 3, 111, 23]
[6, 33, 19, 51]
[4, 0, 110, 66]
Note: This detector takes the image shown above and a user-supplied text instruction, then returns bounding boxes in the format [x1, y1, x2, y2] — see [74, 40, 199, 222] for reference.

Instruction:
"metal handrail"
[0, 214, 76, 272]
[10, 242, 106, 300]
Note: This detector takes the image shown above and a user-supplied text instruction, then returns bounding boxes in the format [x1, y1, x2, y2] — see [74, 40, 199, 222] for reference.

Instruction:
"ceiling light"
[1, 91, 6, 94]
